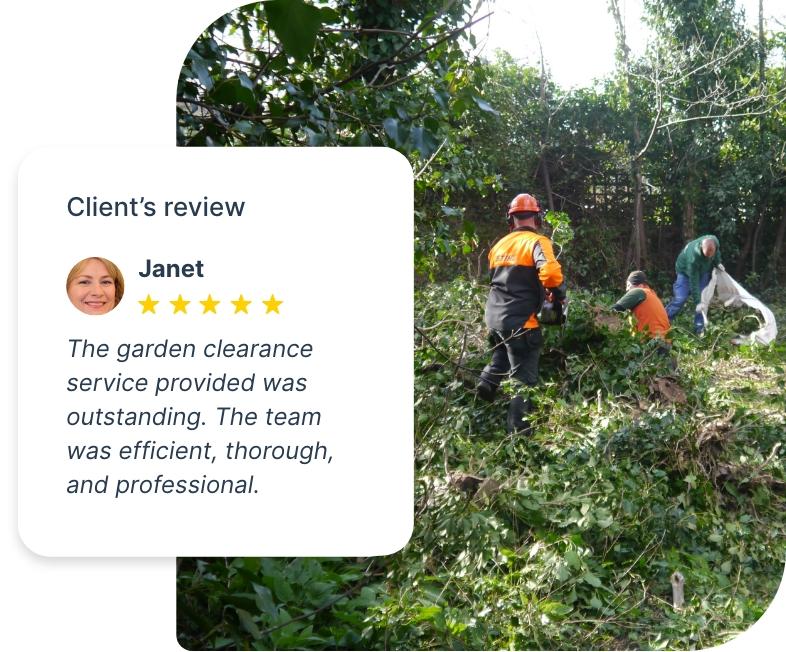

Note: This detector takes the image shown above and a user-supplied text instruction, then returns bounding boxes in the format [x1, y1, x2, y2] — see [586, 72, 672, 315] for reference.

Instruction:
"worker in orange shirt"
[476, 193, 566, 434]
[612, 270, 674, 362]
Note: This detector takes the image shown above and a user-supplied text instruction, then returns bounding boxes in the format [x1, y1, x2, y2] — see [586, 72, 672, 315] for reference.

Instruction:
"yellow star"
[231, 294, 252, 314]
[139, 294, 159, 314]
[200, 294, 220, 314]
[171, 294, 190, 314]
[262, 294, 283, 314]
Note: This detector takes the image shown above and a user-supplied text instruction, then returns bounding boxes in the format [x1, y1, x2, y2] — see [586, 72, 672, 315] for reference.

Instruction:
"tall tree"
[609, 0, 648, 269]
[644, 0, 759, 247]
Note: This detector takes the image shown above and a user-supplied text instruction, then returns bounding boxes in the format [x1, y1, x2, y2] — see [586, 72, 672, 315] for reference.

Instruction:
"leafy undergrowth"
[178, 278, 786, 651]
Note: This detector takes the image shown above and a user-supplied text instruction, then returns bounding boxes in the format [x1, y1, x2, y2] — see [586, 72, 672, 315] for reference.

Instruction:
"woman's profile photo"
[66, 257, 124, 315]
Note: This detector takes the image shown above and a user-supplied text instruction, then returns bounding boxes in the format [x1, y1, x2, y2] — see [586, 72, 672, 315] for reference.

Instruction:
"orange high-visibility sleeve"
[536, 237, 564, 288]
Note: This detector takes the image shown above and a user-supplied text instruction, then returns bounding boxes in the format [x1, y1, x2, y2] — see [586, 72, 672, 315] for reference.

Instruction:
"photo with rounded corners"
[175, 1, 786, 649]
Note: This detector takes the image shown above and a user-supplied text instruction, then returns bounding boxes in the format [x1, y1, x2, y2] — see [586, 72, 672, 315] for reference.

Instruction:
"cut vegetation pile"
[178, 279, 786, 651]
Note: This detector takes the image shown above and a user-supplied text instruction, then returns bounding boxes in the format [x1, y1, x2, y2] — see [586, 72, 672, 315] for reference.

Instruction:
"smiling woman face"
[67, 258, 118, 315]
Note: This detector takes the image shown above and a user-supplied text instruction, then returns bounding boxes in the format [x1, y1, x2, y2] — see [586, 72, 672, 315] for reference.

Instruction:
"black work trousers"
[480, 328, 543, 389]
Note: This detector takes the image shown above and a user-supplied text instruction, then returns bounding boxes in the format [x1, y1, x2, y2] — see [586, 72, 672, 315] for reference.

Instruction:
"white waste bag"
[699, 269, 778, 345]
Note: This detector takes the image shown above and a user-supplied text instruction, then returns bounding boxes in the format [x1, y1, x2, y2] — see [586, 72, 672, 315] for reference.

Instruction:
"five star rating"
[138, 293, 283, 315]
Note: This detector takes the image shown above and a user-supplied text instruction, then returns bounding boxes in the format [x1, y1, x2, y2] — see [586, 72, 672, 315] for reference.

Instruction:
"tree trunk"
[737, 217, 757, 278]
[625, 219, 636, 271]
[537, 40, 555, 211]
[610, 0, 648, 268]
[682, 200, 695, 241]
[540, 157, 555, 211]
[751, 0, 767, 279]
[759, 0, 766, 151]
[752, 214, 766, 275]
[766, 211, 786, 282]
[633, 169, 647, 269]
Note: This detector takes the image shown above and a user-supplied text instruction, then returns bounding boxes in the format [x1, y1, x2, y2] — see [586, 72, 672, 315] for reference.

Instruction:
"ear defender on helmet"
[534, 210, 544, 228]
[507, 193, 544, 227]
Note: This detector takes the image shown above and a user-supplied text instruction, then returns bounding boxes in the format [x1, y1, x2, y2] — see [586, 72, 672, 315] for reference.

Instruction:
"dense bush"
[178, 279, 785, 650]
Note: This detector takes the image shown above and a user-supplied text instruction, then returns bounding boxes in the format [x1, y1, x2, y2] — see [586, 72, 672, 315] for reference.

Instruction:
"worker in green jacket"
[664, 235, 724, 334]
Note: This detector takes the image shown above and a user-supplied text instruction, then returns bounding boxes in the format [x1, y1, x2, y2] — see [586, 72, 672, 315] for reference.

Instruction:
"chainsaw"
[538, 291, 567, 327]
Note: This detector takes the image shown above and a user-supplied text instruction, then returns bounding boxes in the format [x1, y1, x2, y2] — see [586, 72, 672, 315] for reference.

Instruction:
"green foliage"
[177, 1, 786, 286]
[264, 0, 326, 61]
[178, 557, 382, 649]
[543, 210, 574, 259]
[415, 210, 481, 281]
[177, 0, 481, 155]
[179, 280, 786, 650]
[176, 3, 786, 646]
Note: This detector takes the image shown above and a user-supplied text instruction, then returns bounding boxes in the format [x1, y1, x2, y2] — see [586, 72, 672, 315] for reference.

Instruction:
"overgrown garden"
[176, 1, 786, 648]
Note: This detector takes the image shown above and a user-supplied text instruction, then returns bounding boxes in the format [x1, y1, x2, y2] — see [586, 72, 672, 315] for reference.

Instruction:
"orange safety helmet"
[507, 193, 541, 215]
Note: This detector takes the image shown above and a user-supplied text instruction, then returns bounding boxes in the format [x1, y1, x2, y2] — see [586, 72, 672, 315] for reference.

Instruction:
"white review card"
[18, 147, 413, 557]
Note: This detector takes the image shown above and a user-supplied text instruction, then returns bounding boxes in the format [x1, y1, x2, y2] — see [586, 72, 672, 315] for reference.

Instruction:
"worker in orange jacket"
[611, 271, 675, 367]
[612, 270, 671, 341]
[477, 193, 566, 434]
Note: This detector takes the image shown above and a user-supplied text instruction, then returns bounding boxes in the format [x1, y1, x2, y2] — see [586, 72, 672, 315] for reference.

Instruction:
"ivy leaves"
[406, 279, 786, 649]
[178, 557, 376, 649]
[177, 282, 786, 651]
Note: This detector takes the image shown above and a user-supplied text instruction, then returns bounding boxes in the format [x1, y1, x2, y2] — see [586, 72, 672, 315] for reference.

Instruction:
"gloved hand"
[717, 263, 725, 272]
[695, 302, 707, 313]
[549, 285, 567, 302]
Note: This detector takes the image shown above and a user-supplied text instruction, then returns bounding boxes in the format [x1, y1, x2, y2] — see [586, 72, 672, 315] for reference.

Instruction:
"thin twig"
[414, 138, 449, 179]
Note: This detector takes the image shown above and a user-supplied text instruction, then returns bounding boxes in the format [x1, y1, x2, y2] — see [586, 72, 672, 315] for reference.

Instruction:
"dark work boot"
[476, 380, 497, 402]
[506, 396, 533, 434]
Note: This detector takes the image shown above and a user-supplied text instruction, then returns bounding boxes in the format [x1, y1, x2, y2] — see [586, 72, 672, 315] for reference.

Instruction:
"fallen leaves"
[649, 376, 687, 404]
[448, 472, 503, 504]
[590, 306, 625, 331]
